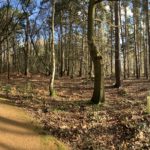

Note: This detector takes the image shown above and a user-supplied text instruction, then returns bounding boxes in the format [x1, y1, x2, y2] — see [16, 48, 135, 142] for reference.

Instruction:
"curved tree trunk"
[88, 0, 105, 104]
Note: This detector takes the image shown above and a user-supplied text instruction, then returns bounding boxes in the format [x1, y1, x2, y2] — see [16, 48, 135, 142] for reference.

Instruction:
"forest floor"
[0, 97, 69, 150]
[0, 74, 150, 150]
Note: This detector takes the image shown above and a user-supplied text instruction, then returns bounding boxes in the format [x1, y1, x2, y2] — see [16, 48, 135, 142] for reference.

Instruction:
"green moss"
[49, 89, 56, 97]
[41, 136, 68, 150]
[147, 96, 150, 114]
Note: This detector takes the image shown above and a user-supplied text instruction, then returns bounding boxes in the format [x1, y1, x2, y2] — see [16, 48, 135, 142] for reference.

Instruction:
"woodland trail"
[0, 98, 68, 150]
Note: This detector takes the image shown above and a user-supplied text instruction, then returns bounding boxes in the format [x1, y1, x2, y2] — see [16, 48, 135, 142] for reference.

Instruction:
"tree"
[59, 10, 64, 77]
[132, 0, 143, 79]
[19, 0, 34, 76]
[6, 0, 10, 80]
[49, 0, 56, 96]
[123, 1, 129, 78]
[109, 1, 114, 77]
[114, 1, 121, 87]
[88, 0, 105, 104]
[145, 0, 150, 79]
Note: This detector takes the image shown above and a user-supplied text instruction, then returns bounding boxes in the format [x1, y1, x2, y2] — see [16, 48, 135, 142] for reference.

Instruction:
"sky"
[105, 3, 133, 17]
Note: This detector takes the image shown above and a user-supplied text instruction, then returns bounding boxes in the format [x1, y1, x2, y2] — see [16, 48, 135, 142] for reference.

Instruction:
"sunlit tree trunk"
[124, 4, 129, 78]
[49, 0, 56, 96]
[119, 1, 125, 79]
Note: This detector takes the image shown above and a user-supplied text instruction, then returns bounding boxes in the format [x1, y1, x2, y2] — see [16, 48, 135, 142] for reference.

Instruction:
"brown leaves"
[0, 76, 150, 149]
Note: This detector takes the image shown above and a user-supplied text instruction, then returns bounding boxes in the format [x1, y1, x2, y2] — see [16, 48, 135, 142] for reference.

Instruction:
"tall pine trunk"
[146, 0, 150, 79]
[110, 3, 113, 77]
[60, 11, 64, 77]
[6, 1, 10, 80]
[24, 17, 30, 76]
[114, 1, 121, 88]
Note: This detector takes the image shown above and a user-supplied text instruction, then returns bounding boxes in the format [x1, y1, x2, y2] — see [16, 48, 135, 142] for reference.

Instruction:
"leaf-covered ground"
[0, 74, 150, 150]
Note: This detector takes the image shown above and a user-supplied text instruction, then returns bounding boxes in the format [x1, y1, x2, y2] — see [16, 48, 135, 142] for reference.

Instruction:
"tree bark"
[49, 0, 56, 96]
[133, 22, 139, 79]
[114, 1, 121, 88]
[79, 32, 84, 77]
[119, 1, 126, 79]
[110, 3, 114, 77]
[6, 2, 10, 80]
[0, 40, 2, 74]
[24, 17, 30, 76]
[146, 0, 150, 79]
[124, 4, 128, 78]
[88, 0, 105, 104]
[60, 11, 64, 77]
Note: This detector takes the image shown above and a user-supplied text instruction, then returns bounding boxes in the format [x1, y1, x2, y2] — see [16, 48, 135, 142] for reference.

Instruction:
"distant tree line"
[0, 0, 149, 104]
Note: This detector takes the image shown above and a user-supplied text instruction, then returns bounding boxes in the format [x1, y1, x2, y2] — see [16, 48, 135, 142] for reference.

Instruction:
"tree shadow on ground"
[0, 142, 20, 150]
[0, 115, 37, 133]
[0, 97, 46, 135]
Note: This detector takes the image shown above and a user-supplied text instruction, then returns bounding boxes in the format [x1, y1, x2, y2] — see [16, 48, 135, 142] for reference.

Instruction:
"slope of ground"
[0, 97, 68, 150]
[0, 74, 149, 150]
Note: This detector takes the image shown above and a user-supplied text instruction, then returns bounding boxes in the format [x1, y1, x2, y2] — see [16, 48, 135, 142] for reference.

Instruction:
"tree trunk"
[134, 23, 139, 79]
[24, 17, 30, 76]
[60, 11, 64, 77]
[143, 22, 148, 78]
[79, 33, 84, 77]
[0, 41, 2, 74]
[124, 4, 128, 78]
[88, 0, 105, 104]
[92, 57, 105, 103]
[119, 1, 126, 79]
[6, 36, 10, 80]
[6, 2, 10, 80]
[114, 1, 121, 88]
[49, 0, 56, 96]
[110, 3, 113, 77]
[146, 0, 150, 79]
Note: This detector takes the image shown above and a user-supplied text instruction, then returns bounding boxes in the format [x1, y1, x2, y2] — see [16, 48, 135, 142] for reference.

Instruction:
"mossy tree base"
[49, 88, 56, 97]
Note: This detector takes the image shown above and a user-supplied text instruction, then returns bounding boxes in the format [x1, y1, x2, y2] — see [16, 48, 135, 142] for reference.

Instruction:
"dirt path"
[0, 98, 68, 150]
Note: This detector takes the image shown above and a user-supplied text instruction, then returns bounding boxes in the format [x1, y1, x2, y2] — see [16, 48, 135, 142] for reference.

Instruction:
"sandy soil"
[0, 98, 67, 150]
